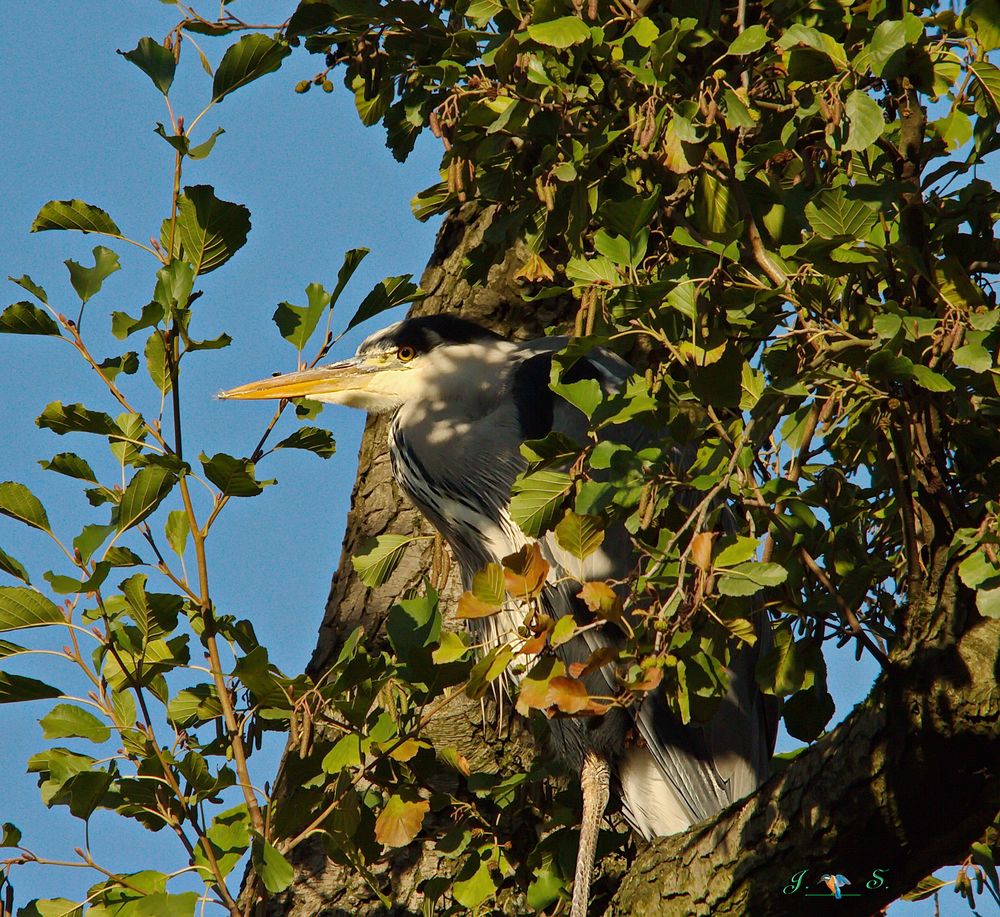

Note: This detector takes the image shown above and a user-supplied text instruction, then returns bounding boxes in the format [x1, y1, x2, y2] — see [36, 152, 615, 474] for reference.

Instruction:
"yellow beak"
[218, 358, 371, 401]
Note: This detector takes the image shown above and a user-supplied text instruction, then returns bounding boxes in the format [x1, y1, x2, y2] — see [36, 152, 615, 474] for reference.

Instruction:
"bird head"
[219, 315, 509, 414]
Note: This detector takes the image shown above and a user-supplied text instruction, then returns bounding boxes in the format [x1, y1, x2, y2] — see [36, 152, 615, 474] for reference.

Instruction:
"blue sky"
[0, 3, 968, 914]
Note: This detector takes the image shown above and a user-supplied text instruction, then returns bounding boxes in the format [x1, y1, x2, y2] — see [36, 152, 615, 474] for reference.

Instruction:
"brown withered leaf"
[627, 666, 664, 693]
[568, 645, 620, 679]
[520, 632, 548, 657]
[456, 591, 502, 619]
[690, 531, 717, 572]
[503, 543, 550, 599]
[546, 676, 602, 714]
[374, 795, 430, 848]
[577, 581, 623, 621]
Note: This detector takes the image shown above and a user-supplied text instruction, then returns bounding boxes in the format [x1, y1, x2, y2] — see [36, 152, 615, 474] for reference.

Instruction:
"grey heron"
[221, 315, 775, 915]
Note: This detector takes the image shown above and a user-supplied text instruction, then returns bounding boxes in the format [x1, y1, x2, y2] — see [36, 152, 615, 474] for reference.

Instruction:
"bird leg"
[570, 749, 611, 917]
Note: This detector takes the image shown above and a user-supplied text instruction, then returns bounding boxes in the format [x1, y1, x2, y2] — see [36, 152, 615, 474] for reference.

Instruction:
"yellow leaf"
[387, 738, 425, 762]
[515, 657, 565, 715]
[514, 253, 555, 283]
[551, 615, 578, 646]
[374, 795, 430, 848]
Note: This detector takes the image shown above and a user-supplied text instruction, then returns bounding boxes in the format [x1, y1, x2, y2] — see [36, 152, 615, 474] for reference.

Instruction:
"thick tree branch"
[609, 572, 999, 915]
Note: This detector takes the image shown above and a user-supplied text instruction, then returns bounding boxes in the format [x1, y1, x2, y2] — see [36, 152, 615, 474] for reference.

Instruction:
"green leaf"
[954, 341, 992, 373]
[0, 587, 63, 630]
[756, 627, 820, 696]
[452, 854, 498, 908]
[193, 805, 250, 879]
[911, 364, 955, 392]
[352, 534, 417, 588]
[65, 245, 120, 305]
[526, 857, 565, 910]
[352, 73, 394, 127]
[964, 0, 1000, 50]
[804, 189, 877, 239]
[0, 671, 61, 703]
[331, 247, 370, 307]
[977, 585, 1000, 618]
[167, 684, 222, 727]
[717, 561, 788, 596]
[0, 546, 30, 584]
[0, 301, 60, 335]
[346, 275, 424, 331]
[9, 273, 49, 303]
[251, 834, 294, 893]
[1, 821, 22, 846]
[103, 636, 189, 690]
[73, 524, 115, 564]
[715, 536, 760, 566]
[510, 470, 572, 537]
[970, 60, 1000, 116]
[273, 282, 330, 350]
[275, 426, 337, 458]
[728, 24, 769, 55]
[153, 260, 195, 311]
[36, 402, 117, 437]
[120, 574, 182, 644]
[31, 200, 121, 236]
[174, 185, 251, 275]
[432, 630, 470, 664]
[857, 18, 913, 76]
[116, 466, 177, 532]
[0, 639, 29, 659]
[188, 127, 225, 160]
[213, 35, 291, 103]
[200, 453, 273, 497]
[118, 37, 176, 95]
[16, 901, 84, 917]
[782, 686, 835, 741]
[842, 91, 885, 151]
[110, 412, 148, 467]
[111, 301, 165, 340]
[232, 646, 289, 708]
[97, 352, 139, 382]
[165, 510, 190, 558]
[39, 703, 111, 743]
[902, 876, 950, 901]
[527, 16, 592, 48]
[554, 511, 605, 562]
[0, 482, 51, 532]
[144, 331, 172, 394]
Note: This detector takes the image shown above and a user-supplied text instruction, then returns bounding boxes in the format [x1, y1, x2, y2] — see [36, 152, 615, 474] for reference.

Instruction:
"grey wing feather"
[525, 340, 772, 823]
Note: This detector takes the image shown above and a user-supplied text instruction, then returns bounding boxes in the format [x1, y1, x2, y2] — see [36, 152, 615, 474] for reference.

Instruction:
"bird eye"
[397, 345, 416, 362]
